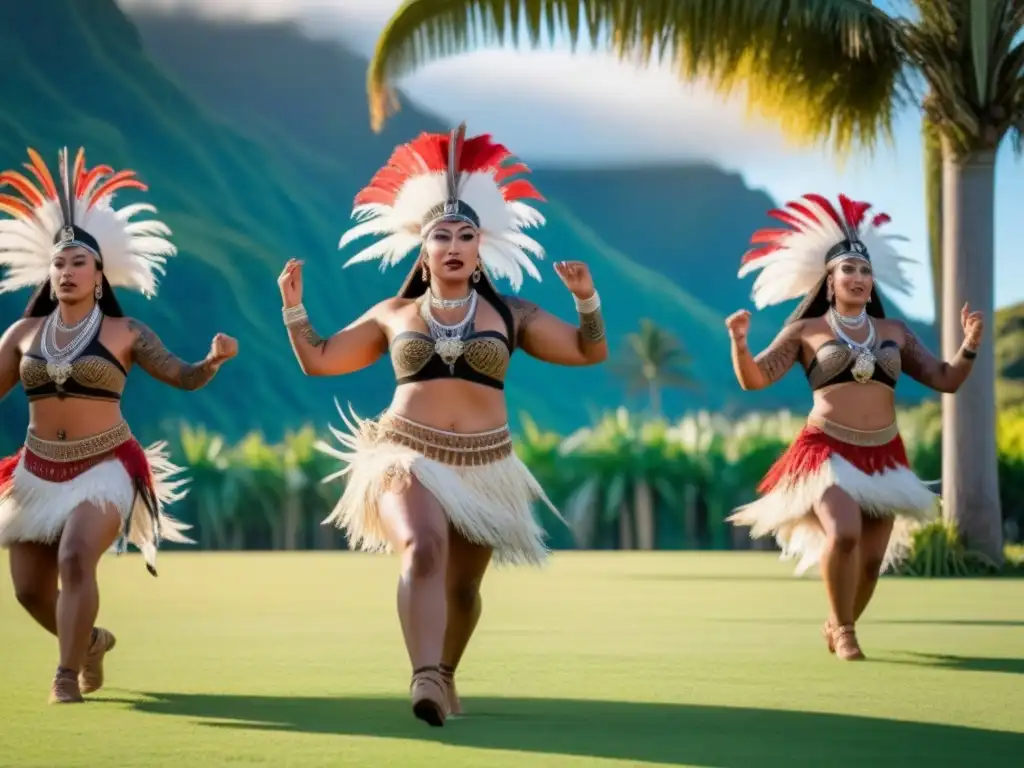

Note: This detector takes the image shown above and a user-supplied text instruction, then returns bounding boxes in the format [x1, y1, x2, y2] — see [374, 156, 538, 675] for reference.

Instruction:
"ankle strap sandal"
[410, 666, 448, 727]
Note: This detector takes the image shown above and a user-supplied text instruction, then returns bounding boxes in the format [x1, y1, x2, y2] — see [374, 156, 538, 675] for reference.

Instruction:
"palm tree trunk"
[649, 380, 662, 418]
[940, 142, 1003, 563]
[923, 114, 944, 345]
[618, 503, 634, 550]
[634, 481, 655, 550]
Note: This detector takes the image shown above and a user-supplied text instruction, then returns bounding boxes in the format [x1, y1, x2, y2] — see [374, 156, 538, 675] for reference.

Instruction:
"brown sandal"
[410, 666, 448, 727]
[80, 627, 117, 695]
[49, 667, 84, 704]
[439, 663, 462, 716]
[822, 619, 835, 654]
[832, 624, 866, 661]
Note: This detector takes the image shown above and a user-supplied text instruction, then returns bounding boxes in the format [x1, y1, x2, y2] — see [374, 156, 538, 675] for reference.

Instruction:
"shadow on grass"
[713, 618, 1024, 628]
[878, 652, 1024, 676]
[105, 693, 1023, 766]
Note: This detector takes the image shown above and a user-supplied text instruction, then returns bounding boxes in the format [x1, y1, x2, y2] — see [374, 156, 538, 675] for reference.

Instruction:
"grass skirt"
[316, 405, 562, 566]
[0, 422, 192, 575]
[727, 417, 939, 576]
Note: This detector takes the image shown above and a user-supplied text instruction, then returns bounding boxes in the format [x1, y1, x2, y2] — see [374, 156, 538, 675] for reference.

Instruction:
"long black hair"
[23, 273, 124, 318]
[785, 273, 887, 325]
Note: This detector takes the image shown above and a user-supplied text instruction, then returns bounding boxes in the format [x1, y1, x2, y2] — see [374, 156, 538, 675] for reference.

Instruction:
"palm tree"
[365, 1, 1023, 563]
[614, 318, 697, 417]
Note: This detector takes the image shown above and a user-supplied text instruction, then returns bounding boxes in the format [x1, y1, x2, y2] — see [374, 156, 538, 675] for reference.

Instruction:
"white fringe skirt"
[0, 422, 193, 576]
[727, 416, 939, 576]
[316, 407, 562, 566]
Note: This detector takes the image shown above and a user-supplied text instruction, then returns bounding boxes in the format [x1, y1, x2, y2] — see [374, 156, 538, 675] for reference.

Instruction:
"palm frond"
[367, 0, 905, 153]
[907, 0, 1024, 156]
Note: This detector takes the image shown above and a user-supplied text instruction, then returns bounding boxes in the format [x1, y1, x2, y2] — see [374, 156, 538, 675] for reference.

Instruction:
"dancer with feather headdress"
[725, 193, 982, 660]
[278, 124, 607, 726]
[0, 147, 237, 703]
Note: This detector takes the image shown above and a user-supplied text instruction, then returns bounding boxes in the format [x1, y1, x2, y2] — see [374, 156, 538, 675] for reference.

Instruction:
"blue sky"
[121, 0, 1022, 322]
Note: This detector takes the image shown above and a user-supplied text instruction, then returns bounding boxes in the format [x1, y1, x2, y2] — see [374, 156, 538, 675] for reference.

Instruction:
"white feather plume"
[338, 137, 547, 292]
[737, 196, 916, 309]
[0, 150, 177, 298]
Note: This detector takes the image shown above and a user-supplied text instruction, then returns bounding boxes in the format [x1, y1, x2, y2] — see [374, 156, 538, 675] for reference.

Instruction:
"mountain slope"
[0, 0, 800, 455]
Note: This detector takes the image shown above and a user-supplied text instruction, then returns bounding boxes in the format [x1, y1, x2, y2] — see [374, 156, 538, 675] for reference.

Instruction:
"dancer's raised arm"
[278, 258, 389, 377]
[506, 261, 607, 367]
[727, 309, 803, 391]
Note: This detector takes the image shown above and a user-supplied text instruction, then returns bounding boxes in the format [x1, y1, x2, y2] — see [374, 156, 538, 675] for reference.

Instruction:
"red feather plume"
[352, 129, 545, 208]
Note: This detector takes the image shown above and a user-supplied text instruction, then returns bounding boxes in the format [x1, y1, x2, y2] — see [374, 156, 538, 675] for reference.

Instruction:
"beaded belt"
[376, 412, 513, 466]
[25, 421, 133, 463]
[806, 416, 899, 447]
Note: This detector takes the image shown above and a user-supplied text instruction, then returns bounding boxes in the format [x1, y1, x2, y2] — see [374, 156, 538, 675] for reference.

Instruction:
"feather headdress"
[338, 123, 546, 292]
[0, 146, 176, 297]
[737, 193, 915, 310]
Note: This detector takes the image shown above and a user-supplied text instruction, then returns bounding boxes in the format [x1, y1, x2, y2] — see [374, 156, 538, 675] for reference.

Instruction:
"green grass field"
[1, 552, 1022, 767]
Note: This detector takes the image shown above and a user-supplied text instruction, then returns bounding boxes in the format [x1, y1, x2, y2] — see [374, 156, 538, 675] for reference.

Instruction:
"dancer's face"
[50, 246, 101, 305]
[422, 221, 480, 284]
[830, 258, 874, 308]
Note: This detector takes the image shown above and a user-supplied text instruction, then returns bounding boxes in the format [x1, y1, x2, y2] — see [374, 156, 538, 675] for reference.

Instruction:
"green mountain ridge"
[0, 0, 799, 452]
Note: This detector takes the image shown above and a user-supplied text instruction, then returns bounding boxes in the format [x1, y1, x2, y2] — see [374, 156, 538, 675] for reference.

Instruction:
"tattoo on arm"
[579, 308, 605, 343]
[293, 318, 329, 354]
[129, 319, 217, 391]
[504, 296, 541, 345]
[754, 331, 802, 383]
[900, 323, 951, 389]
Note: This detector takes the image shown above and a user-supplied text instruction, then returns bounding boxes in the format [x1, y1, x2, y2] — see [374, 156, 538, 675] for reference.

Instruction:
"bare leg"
[10, 541, 59, 635]
[52, 502, 121, 702]
[440, 526, 492, 715]
[379, 475, 450, 726]
[812, 487, 864, 660]
[854, 516, 895, 621]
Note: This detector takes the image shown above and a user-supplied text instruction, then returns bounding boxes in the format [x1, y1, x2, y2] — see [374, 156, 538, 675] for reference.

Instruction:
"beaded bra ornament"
[0, 147, 177, 384]
[337, 123, 548, 369]
[737, 193, 916, 384]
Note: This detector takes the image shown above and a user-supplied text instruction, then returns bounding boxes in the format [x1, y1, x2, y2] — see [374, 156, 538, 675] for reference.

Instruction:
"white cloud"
[116, 0, 800, 167]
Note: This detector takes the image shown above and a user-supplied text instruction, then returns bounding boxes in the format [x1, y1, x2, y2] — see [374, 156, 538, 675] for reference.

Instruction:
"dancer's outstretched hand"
[726, 309, 751, 344]
[278, 258, 304, 308]
[961, 303, 983, 349]
[554, 260, 595, 300]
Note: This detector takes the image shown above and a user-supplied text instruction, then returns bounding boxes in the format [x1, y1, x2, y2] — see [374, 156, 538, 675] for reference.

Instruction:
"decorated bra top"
[389, 289, 539, 390]
[20, 311, 127, 402]
[805, 307, 902, 392]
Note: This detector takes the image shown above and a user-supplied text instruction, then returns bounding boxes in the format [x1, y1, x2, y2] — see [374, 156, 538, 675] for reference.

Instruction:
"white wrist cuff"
[574, 291, 600, 314]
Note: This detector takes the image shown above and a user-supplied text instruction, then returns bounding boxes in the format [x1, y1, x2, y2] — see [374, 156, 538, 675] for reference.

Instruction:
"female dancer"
[279, 124, 607, 726]
[0, 147, 238, 703]
[725, 193, 981, 660]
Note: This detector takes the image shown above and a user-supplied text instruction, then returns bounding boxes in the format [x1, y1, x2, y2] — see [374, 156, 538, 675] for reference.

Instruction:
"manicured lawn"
[1, 551, 1022, 766]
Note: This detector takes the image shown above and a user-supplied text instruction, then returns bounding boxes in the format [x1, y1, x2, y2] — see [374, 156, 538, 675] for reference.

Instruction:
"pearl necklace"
[40, 304, 102, 386]
[829, 306, 867, 329]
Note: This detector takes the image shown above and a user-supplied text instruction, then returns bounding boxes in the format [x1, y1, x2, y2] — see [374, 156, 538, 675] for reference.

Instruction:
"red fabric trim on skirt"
[758, 426, 910, 494]
[0, 439, 156, 497]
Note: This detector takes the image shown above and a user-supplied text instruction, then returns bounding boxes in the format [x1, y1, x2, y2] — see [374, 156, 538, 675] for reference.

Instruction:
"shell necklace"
[827, 311, 877, 384]
[420, 291, 478, 373]
[40, 303, 102, 386]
